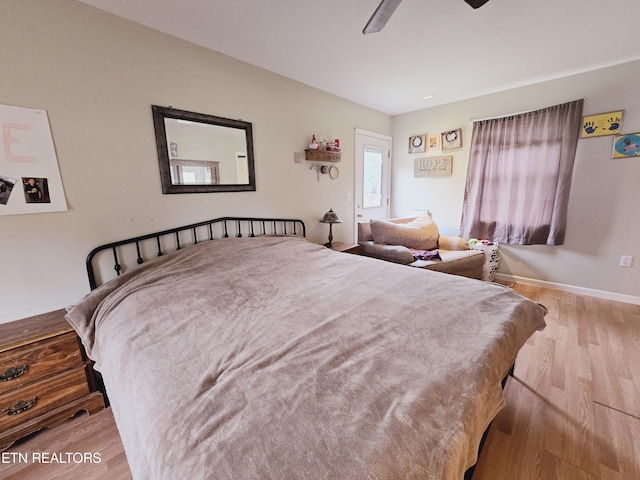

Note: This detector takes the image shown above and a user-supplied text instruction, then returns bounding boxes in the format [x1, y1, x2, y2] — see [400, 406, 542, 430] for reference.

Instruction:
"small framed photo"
[442, 128, 462, 150]
[409, 134, 427, 154]
[22, 177, 51, 204]
[427, 134, 440, 151]
[612, 133, 640, 158]
[581, 110, 623, 138]
[170, 142, 179, 157]
[0, 175, 16, 205]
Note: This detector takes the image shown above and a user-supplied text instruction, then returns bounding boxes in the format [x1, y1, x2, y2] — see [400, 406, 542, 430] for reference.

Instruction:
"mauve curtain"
[460, 99, 583, 245]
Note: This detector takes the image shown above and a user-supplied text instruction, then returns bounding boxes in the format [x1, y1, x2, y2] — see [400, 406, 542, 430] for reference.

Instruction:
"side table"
[328, 242, 361, 254]
[0, 309, 105, 451]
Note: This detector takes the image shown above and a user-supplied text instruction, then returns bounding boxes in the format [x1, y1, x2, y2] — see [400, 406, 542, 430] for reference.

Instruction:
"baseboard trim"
[494, 273, 640, 306]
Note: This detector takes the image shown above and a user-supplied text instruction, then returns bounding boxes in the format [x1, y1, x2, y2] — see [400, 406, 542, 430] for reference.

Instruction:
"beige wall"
[392, 60, 640, 302]
[3, 1, 637, 323]
[0, 0, 391, 322]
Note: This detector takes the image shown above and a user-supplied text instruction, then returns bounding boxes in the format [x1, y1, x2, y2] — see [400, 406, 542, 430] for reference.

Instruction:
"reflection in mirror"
[152, 106, 256, 193]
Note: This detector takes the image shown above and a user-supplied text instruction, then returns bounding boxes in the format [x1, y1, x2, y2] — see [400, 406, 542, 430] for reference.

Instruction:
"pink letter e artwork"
[0, 103, 67, 216]
[3, 123, 38, 163]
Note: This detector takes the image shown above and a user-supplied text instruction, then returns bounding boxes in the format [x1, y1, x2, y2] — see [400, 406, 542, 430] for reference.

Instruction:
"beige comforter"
[67, 235, 546, 480]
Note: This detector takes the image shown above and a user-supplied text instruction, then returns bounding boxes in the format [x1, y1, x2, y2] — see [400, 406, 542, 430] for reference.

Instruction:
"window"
[169, 159, 220, 185]
[362, 146, 383, 208]
[460, 99, 583, 245]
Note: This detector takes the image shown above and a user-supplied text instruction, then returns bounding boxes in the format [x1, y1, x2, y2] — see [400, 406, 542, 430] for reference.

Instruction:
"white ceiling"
[77, 0, 640, 116]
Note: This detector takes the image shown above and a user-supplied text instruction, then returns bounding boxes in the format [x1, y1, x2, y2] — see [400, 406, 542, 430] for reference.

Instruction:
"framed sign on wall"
[0, 103, 67, 216]
[580, 110, 623, 138]
[612, 132, 640, 158]
[414, 155, 453, 177]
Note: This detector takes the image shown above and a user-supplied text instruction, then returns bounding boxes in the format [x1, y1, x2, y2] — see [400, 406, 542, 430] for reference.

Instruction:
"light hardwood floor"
[2, 284, 639, 479]
[474, 284, 640, 480]
[1, 407, 131, 480]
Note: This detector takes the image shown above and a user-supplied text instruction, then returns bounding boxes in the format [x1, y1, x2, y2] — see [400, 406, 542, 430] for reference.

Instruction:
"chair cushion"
[411, 249, 485, 279]
[359, 241, 415, 264]
[370, 214, 439, 250]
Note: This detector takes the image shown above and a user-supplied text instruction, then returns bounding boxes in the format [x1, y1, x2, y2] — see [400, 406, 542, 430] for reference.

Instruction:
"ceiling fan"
[363, 0, 490, 34]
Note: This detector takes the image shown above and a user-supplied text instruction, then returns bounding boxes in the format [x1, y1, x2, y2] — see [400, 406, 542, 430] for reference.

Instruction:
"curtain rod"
[468, 97, 586, 123]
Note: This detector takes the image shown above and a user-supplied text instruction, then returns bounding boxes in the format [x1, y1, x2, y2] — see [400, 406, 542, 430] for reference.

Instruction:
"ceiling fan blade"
[363, 0, 403, 34]
[464, 0, 490, 8]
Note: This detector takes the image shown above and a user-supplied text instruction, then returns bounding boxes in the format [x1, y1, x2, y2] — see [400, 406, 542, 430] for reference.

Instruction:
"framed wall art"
[581, 110, 623, 138]
[612, 132, 640, 158]
[442, 128, 462, 150]
[408, 134, 427, 153]
[427, 134, 440, 151]
[414, 155, 453, 177]
[0, 103, 68, 216]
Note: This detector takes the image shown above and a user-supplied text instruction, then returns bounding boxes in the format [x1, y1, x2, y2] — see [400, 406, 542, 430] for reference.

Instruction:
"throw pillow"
[359, 242, 415, 264]
[370, 214, 439, 250]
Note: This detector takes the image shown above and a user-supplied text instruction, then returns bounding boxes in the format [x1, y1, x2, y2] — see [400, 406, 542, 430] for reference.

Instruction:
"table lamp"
[319, 208, 343, 247]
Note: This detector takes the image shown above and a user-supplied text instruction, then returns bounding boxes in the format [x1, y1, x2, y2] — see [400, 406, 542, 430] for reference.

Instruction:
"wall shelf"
[305, 149, 340, 162]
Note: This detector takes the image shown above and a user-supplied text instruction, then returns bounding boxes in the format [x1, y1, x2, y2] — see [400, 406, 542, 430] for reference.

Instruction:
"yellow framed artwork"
[580, 110, 623, 138]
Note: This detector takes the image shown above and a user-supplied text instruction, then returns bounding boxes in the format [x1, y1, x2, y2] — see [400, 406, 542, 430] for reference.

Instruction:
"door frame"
[354, 128, 392, 242]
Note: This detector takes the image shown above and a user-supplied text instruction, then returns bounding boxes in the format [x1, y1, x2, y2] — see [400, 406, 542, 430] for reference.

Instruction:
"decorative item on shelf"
[305, 133, 341, 162]
[319, 208, 343, 247]
[308, 134, 320, 150]
[326, 139, 341, 152]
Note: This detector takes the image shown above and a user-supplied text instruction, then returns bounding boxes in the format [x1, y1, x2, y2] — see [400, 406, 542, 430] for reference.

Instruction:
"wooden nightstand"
[329, 242, 361, 254]
[0, 309, 105, 451]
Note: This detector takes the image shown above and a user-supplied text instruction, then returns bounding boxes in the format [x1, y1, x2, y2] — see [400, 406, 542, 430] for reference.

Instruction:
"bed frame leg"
[502, 363, 515, 388]
[466, 363, 515, 478]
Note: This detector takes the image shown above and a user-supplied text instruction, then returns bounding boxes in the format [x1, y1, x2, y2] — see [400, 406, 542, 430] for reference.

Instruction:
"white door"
[354, 129, 391, 241]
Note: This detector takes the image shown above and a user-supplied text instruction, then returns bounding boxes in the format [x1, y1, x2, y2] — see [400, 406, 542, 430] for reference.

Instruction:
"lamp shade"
[319, 208, 342, 224]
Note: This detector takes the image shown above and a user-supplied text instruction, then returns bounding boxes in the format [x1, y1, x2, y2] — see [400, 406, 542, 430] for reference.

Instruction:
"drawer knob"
[3, 397, 38, 416]
[0, 364, 28, 382]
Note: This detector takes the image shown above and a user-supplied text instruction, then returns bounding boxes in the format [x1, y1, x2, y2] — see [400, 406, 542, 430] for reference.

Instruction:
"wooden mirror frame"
[152, 105, 256, 194]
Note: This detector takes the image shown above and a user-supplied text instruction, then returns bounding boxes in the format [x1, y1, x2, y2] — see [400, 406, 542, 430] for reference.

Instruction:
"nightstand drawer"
[0, 365, 90, 432]
[0, 332, 82, 393]
[0, 309, 104, 451]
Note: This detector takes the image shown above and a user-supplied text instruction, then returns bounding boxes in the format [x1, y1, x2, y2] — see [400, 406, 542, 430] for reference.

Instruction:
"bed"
[65, 216, 546, 480]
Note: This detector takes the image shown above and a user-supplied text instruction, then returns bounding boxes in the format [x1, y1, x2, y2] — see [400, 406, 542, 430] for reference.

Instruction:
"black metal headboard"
[86, 216, 306, 290]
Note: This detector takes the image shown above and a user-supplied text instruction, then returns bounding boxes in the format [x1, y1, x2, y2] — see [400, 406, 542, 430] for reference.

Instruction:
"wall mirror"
[152, 105, 256, 193]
